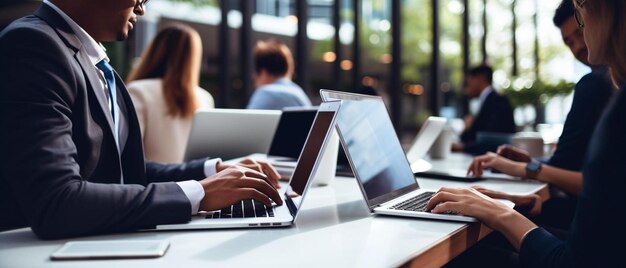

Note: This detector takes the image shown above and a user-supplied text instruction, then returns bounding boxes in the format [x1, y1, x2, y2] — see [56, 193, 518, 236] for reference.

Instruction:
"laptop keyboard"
[206, 200, 275, 219]
[389, 192, 435, 212]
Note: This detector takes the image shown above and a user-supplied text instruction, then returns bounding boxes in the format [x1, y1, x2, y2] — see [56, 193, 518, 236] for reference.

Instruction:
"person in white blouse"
[127, 23, 214, 163]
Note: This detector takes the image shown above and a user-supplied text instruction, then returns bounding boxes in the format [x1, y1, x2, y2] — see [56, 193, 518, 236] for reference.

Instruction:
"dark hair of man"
[467, 65, 493, 84]
[553, 0, 575, 27]
[254, 39, 294, 77]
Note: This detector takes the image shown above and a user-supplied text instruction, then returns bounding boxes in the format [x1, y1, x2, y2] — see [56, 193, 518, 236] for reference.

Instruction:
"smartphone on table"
[50, 240, 170, 260]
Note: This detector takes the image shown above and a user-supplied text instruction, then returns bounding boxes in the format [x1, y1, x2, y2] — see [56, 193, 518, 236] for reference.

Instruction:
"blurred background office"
[1, 0, 590, 147]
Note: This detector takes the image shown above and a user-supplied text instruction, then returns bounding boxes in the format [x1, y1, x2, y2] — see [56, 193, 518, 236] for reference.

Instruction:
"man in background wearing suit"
[0, 0, 283, 239]
[453, 65, 516, 155]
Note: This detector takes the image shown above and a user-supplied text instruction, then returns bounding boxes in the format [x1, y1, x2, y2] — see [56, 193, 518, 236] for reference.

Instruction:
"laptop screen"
[268, 108, 318, 159]
[285, 109, 337, 214]
[333, 98, 418, 204]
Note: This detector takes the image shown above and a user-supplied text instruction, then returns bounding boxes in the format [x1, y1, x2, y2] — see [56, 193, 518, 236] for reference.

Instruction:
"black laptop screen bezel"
[283, 102, 341, 219]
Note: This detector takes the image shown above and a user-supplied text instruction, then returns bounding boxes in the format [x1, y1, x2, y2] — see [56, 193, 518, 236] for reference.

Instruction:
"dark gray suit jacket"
[460, 89, 517, 154]
[0, 5, 206, 239]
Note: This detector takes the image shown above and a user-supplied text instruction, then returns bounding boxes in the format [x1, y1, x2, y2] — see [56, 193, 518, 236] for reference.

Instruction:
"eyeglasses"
[574, 0, 586, 28]
[138, 0, 149, 7]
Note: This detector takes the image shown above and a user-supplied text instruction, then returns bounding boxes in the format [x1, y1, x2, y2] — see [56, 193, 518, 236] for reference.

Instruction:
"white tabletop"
[0, 154, 547, 268]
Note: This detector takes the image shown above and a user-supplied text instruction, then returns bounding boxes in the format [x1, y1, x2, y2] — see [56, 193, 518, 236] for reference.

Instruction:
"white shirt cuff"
[176, 180, 205, 214]
[204, 158, 222, 177]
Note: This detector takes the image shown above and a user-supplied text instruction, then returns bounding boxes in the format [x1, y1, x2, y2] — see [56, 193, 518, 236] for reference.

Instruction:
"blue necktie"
[95, 60, 119, 144]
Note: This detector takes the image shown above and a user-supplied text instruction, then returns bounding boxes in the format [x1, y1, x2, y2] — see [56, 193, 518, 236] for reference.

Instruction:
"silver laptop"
[263, 107, 319, 177]
[149, 101, 342, 230]
[183, 109, 281, 161]
[320, 90, 521, 183]
[320, 90, 480, 222]
[405, 116, 447, 170]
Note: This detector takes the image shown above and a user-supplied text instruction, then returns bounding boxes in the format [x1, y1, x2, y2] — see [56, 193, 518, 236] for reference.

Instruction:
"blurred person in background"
[247, 39, 311, 110]
[127, 23, 214, 163]
[452, 65, 516, 155]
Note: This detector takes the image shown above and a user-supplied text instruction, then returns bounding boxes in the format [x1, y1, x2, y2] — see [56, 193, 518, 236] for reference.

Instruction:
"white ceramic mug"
[512, 132, 544, 158]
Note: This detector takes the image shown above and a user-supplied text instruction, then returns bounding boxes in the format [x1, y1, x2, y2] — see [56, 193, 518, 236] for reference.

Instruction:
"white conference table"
[0, 154, 547, 268]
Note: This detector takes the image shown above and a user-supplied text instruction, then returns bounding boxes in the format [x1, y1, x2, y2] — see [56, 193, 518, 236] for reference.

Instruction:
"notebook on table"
[147, 101, 342, 230]
[320, 90, 514, 222]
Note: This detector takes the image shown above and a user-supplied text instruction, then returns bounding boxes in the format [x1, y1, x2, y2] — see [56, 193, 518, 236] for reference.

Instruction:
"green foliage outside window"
[502, 80, 575, 108]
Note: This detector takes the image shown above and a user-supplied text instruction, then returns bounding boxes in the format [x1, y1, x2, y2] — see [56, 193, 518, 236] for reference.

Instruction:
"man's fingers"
[238, 159, 281, 187]
[238, 188, 274, 208]
[230, 165, 278, 190]
[257, 161, 281, 187]
[235, 177, 283, 205]
[238, 166, 267, 179]
[242, 169, 279, 190]
[239, 158, 263, 172]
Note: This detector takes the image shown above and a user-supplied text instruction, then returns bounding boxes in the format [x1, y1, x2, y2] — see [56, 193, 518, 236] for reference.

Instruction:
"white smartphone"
[50, 240, 170, 260]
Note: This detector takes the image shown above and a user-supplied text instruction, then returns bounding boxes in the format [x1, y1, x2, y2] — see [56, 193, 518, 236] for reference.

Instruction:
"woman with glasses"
[427, 0, 626, 267]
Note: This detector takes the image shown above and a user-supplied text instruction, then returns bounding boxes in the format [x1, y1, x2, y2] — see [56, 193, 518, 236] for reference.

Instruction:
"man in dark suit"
[0, 0, 283, 239]
[453, 65, 516, 155]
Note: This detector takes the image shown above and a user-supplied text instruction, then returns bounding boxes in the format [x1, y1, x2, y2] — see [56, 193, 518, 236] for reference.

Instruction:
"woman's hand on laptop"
[426, 187, 512, 225]
[472, 186, 542, 217]
[198, 166, 283, 212]
[425, 187, 538, 251]
[217, 158, 281, 188]
[467, 152, 525, 178]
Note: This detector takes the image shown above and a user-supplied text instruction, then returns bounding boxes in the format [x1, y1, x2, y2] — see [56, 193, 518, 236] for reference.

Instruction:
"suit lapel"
[35, 3, 147, 182]
[35, 4, 120, 158]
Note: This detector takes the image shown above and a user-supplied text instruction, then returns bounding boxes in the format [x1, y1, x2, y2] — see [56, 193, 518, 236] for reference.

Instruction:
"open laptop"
[405, 116, 446, 170]
[320, 90, 520, 183]
[263, 107, 318, 177]
[148, 101, 342, 230]
[321, 90, 513, 222]
[183, 109, 281, 161]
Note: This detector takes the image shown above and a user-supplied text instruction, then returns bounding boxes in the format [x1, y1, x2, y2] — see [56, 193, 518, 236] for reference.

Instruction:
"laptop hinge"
[286, 198, 298, 216]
